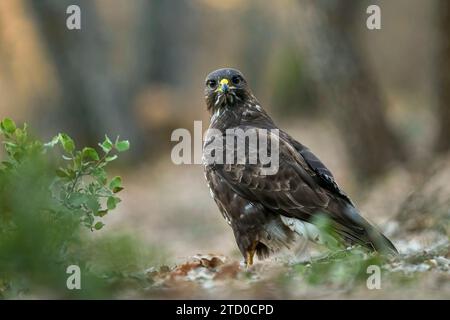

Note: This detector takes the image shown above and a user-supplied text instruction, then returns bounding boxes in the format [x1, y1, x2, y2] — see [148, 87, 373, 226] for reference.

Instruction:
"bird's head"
[204, 68, 253, 113]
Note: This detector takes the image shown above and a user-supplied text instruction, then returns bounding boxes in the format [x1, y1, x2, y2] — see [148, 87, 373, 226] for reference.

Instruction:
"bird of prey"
[202, 68, 397, 266]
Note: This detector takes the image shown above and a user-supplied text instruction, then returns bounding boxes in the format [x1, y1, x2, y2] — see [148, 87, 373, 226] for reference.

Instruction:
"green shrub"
[0, 118, 159, 298]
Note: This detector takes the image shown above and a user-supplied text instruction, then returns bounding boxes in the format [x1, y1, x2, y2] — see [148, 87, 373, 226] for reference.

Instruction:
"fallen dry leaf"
[214, 261, 240, 280]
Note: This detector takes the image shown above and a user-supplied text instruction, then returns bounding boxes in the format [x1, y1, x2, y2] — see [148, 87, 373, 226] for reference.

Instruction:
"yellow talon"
[245, 242, 257, 268]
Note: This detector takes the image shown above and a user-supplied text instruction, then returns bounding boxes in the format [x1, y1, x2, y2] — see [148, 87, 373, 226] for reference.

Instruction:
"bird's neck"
[209, 103, 243, 130]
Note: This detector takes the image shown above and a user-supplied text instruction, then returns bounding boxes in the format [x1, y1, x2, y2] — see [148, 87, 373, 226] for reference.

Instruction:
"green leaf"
[58, 133, 75, 153]
[112, 186, 124, 193]
[44, 135, 60, 148]
[56, 168, 69, 178]
[1, 161, 14, 170]
[105, 155, 118, 162]
[73, 152, 82, 169]
[92, 167, 108, 185]
[68, 193, 89, 207]
[115, 140, 130, 152]
[94, 222, 105, 230]
[3, 142, 18, 157]
[86, 196, 101, 213]
[95, 210, 108, 217]
[67, 169, 76, 179]
[107, 196, 121, 210]
[82, 147, 100, 161]
[3, 141, 17, 148]
[99, 135, 113, 153]
[1, 118, 16, 134]
[15, 128, 27, 144]
[109, 176, 122, 190]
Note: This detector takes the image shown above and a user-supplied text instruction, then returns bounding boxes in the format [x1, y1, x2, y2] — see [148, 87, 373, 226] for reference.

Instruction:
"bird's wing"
[213, 128, 332, 221]
[280, 131, 354, 205]
[213, 128, 397, 253]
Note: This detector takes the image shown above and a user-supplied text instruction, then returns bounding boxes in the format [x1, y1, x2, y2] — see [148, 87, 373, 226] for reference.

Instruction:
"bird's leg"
[245, 242, 257, 268]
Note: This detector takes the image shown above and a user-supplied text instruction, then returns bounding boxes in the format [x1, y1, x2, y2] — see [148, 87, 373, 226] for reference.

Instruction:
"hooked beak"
[216, 78, 229, 94]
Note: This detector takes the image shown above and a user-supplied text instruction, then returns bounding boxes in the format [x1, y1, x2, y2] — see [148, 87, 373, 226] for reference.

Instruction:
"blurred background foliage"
[0, 0, 448, 177]
[0, 0, 449, 298]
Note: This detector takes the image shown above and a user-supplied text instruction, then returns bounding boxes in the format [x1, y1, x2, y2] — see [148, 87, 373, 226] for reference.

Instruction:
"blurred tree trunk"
[29, 0, 146, 157]
[29, 0, 199, 159]
[434, 0, 450, 153]
[294, 0, 406, 181]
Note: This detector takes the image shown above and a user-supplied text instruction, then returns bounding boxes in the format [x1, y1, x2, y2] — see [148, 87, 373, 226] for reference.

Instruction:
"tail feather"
[329, 201, 398, 255]
[366, 227, 398, 255]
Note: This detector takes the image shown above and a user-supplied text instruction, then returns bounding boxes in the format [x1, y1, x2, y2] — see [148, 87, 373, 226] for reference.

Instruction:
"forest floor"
[120, 240, 449, 299]
[102, 123, 450, 299]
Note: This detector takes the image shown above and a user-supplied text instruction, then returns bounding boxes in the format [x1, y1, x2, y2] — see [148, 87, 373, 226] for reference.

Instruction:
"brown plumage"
[202, 68, 397, 266]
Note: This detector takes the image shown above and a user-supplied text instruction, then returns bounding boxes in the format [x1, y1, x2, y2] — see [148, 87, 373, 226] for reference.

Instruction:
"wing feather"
[211, 127, 397, 253]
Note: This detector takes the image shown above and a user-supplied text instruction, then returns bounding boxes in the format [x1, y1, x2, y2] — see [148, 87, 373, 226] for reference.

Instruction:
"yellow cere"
[219, 79, 229, 85]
